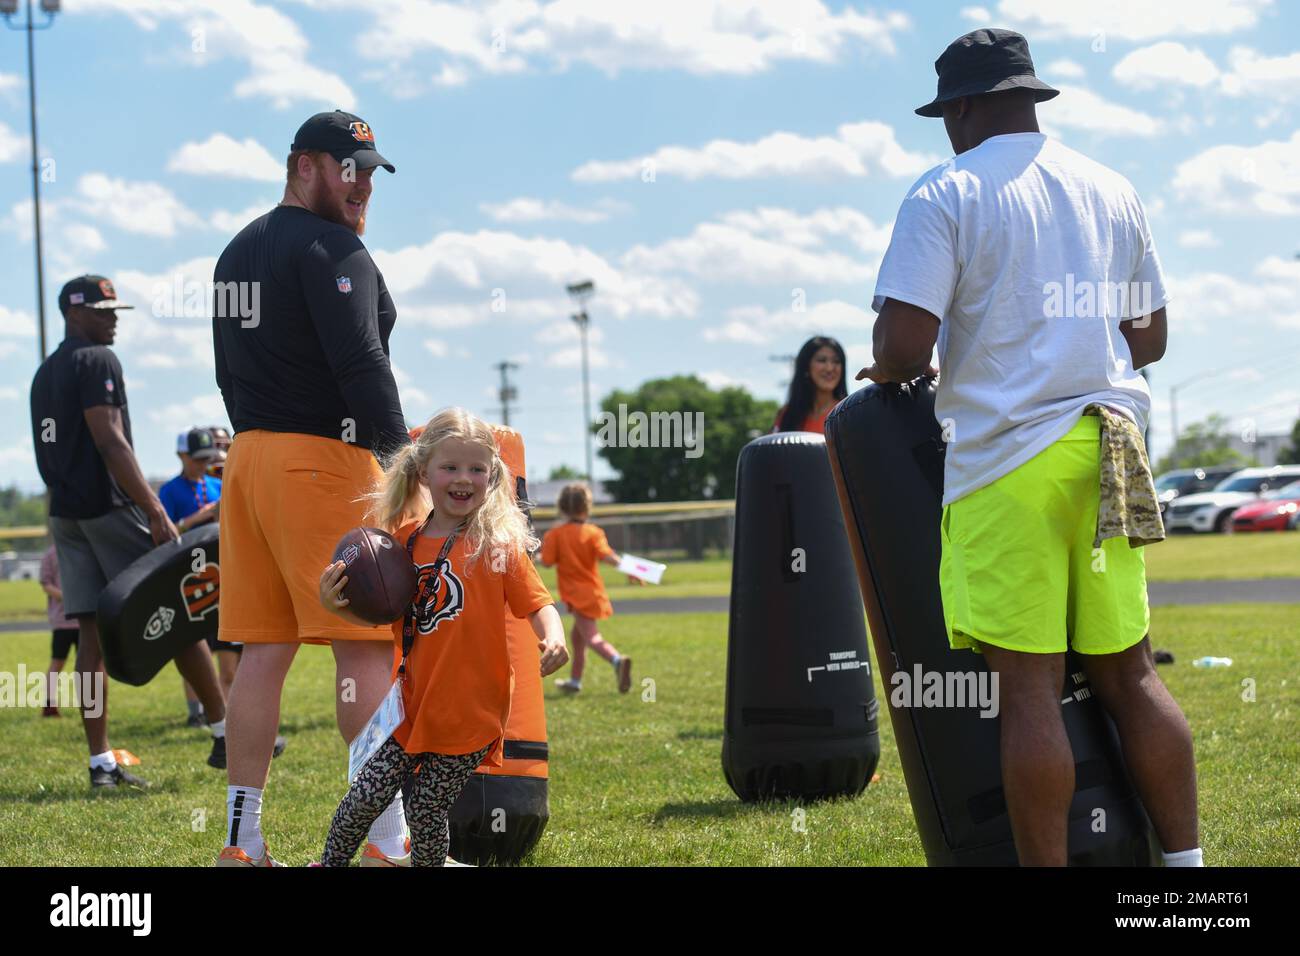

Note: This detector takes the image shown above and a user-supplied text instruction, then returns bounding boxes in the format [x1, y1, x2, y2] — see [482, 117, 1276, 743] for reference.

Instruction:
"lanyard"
[399, 512, 466, 681]
[189, 477, 208, 512]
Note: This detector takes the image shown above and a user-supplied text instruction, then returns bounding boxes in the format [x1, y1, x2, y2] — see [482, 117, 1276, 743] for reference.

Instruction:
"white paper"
[347, 679, 405, 781]
[617, 553, 666, 585]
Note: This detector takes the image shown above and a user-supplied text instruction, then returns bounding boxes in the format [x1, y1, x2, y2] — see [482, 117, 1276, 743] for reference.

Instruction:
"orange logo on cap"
[349, 121, 375, 144]
[98, 279, 115, 299]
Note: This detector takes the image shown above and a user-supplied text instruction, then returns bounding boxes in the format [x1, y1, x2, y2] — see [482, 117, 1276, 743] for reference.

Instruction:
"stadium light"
[4, 0, 60, 360]
[566, 280, 596, 483]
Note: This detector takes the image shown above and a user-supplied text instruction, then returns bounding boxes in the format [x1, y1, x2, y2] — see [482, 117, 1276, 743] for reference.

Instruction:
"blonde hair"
[556, 482, 593, 520]
[364, 407, 537, 569]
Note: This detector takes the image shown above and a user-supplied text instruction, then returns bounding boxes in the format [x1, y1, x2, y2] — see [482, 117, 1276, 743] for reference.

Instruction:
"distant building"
[1228, 433, 1291, 468]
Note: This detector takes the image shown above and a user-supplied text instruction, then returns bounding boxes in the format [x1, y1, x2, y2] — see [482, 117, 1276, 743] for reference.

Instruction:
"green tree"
[546, 464, 584, 481]
[1278, 417, 1300, 465]
[594, 375, 778, 502]
[1154, 414, 1252, 475]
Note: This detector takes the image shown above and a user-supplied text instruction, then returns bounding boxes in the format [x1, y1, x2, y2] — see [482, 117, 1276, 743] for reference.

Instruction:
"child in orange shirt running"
[316, 408, 568, 867]
[541, 483, 633, 695]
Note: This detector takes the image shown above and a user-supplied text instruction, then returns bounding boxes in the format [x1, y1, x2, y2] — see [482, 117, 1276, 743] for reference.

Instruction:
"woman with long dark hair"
[773, 336, 847, 434]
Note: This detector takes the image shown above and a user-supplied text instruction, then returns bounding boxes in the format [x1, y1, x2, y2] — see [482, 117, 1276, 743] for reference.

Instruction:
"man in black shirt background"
[212, 111, 412, 867]
[30, 275, 230, 788]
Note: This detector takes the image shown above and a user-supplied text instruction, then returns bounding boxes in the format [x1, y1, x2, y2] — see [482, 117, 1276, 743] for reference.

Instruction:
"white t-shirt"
[872, 132, 1169, 506]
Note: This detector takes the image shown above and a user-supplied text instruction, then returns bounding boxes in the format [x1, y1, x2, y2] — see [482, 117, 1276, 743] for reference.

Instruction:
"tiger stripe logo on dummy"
[413, 560, 464, 635]
[182, 563, 220, 621]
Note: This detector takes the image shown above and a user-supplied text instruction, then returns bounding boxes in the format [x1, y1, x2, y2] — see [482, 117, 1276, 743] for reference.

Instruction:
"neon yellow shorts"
[939, 415, 1150, 656]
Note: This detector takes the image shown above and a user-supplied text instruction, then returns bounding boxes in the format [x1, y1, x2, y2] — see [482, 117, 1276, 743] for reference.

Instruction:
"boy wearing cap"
[861, 29, 1199, 867]
[30, 275, 232, 789]
[212, 111, 411, 867]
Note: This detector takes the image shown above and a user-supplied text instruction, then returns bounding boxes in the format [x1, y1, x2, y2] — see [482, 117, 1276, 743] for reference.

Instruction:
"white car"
[1165, 465, 1300, 534]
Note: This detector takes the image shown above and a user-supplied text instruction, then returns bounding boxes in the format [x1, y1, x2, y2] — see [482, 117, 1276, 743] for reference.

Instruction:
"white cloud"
[64, 224, 107, 255]
[210, 200, 277, 233]
[424, 338, 449, 357]
[0, 306, 37, 338]
[105, 257, 222, 370]
[960, 6, 992, 21]
[1221, 46, 1300, 100]
[77, 173, 206, 237]
[147, 392, 230, 433]
[479, 197, 629, 224]
[0, 121, 28, 163]
[623, 207, 887, 286]
[79, 0, 355, 109]
[168, 133, 283, 182]
[1113, 42, 1220, 89]
[296, 0, 910, 82]
[702, 300, 874, 344]
[545, 345, 617, 369]
[0, 73, 21, 98]
[990, 0, 1270, 41]
[1177, 229, 1220, 248]
[0, 386, 20, 401]
[534, 320, 605, 346]
[1166, 256, 1300, 335]
[572, 121, 939, 183]
[1172, 131, 1300, 216]
[1044, 58, 1085, 79]
[372, 230, 698, 320]
[0, 342, 23, 360]
[1042, 84, 1162, 137]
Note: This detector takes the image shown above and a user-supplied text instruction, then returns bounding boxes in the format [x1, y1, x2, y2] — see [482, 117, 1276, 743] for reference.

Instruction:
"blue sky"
[2, 0, 1298, 491]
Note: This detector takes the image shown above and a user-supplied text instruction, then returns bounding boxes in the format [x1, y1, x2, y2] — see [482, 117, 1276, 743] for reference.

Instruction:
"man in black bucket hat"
[860, 29, 1200, 867]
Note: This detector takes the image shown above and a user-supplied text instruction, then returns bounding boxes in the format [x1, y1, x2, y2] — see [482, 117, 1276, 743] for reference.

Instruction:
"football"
[331, 527, 418, 625]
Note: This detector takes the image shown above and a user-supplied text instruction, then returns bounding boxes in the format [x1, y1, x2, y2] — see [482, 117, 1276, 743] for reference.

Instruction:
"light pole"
[3, 0, 60, 361]
[494, 360, 518, 426]
[566, 280, 595, 483]
[1169, 371, 1210, 449]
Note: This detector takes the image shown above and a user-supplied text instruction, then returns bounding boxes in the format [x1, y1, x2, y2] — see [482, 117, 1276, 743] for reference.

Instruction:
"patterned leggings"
[321, 734, 492, 867]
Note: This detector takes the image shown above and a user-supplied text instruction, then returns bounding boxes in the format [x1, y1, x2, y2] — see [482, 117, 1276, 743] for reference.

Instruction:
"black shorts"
[206, 634, 244, 654]
[51, 627, 79, 659]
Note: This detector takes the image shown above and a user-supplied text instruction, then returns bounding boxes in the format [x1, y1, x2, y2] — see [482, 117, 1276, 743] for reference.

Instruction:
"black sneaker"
[207, 735, 227, 769]
[186, 711, 207, 728]
[272, 735, 287, 759]
[90, 765, 151, 790]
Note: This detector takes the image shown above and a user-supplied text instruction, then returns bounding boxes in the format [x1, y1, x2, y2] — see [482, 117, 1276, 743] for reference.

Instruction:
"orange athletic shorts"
[217, 430, 392, 645]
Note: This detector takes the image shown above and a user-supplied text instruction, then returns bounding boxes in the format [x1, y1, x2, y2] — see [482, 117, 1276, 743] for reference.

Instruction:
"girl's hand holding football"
[319, 560, 351, 614]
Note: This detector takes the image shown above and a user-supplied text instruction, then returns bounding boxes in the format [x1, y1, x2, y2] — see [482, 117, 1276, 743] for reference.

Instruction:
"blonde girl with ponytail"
[315, 407, 567, 867]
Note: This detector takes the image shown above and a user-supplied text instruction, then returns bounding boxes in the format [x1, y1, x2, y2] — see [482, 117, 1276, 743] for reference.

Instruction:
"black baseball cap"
[58, 275, 134, 316]
[915, 29, 1059, 118]
[179, 427, 219, 461]
[290, 110, 395, 173]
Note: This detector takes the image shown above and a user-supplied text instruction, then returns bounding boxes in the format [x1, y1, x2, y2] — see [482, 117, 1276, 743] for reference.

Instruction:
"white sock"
[368, 793, 409, 858]
[1163, 847, 1204, 867]
[610, 653, 621, 669]
[89, 750, 117, 772]
[227, 786, 265, 857]
[208, 719, 226, 738]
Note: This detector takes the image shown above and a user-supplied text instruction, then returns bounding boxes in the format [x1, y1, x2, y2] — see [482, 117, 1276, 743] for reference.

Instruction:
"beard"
[306, 175, 366, 236]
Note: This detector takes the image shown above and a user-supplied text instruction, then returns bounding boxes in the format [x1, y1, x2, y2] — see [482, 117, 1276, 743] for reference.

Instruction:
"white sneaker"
[554, 678, 582, 694]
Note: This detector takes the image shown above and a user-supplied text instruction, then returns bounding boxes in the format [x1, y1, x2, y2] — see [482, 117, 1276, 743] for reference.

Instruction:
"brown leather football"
[331, 527, 418, 625]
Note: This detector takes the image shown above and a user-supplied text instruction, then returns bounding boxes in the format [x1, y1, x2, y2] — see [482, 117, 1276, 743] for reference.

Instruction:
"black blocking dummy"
[824, 376, 1157, 866]
[722, 431, 881, 802]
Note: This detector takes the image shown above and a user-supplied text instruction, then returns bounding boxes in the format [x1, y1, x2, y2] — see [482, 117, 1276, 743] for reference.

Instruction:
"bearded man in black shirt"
[211, 111, 414, 867]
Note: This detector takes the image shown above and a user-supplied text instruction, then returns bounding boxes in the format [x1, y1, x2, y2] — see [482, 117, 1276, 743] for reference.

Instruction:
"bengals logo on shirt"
[413, 559, 464, 635]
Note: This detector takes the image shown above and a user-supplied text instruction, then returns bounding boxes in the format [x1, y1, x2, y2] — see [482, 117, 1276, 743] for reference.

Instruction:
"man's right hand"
[147, 505, 181, 546]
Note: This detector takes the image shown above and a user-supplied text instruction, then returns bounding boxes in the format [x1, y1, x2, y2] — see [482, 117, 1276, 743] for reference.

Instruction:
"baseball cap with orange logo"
[290, 110, 395, 173]
[57, 275, 135, 316]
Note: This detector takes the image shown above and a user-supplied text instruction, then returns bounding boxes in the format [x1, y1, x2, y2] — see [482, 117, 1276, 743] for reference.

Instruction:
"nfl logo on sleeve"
[336, 275, 352, 294]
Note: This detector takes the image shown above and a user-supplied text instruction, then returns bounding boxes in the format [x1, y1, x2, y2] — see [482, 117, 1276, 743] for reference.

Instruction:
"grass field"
[1, 602, 1296, 866]
[5, 533, 1295, 625]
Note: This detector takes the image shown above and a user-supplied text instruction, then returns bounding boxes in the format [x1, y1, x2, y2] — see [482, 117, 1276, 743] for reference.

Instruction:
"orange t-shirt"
[541, 520, 615, 620]
[772, 404, 834, 435]
[389, 521, 554, 762]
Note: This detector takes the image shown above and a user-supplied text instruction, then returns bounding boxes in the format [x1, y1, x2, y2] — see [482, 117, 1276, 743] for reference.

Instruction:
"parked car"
[1165, 465, 1300, 533]
[1154, 466, 1239, 517]
[1229, 480, 1300, 532]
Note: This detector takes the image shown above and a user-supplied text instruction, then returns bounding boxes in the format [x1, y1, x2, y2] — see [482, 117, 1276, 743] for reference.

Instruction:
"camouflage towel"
[1083, 403, 1165, 549]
